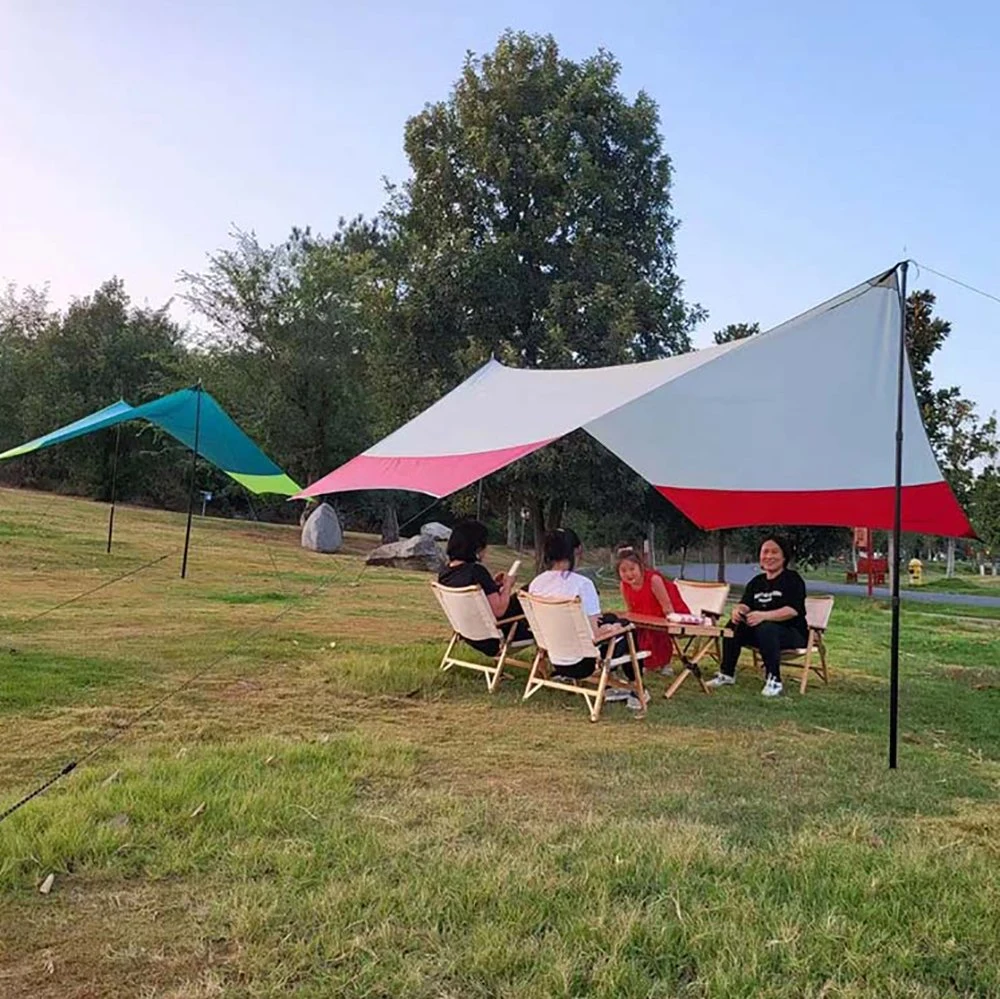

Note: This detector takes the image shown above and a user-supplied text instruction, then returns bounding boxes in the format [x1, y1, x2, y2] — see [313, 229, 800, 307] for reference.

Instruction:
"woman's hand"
[745, 610, 768, 627]
[731, 603, 749, 625]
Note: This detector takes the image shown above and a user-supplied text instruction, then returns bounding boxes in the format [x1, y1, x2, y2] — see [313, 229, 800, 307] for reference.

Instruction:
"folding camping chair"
[430, 582, 534, 693]
[674, 580, 731, 663]
[518, 590, 650, 722]
[751, 595, 834, 694]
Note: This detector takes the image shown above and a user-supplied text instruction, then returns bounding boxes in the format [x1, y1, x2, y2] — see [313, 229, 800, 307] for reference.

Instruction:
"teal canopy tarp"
[0, 387, 300, 496]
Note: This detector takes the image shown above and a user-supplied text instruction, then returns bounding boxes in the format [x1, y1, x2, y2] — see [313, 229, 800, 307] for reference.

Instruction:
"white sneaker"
[603, 687, 631, 703]
[706, 673, 736, 688]
[761, 677, 783, 697]
[626, 689, 651, 711]
[659, 666, 675, 678]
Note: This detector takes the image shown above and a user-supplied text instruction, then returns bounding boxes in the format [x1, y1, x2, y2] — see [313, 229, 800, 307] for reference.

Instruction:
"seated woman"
[438, 519, 530, 655]
[707, 535, 808, 697]
[529, 529, 649, 710]
[615, 546, 691, 676]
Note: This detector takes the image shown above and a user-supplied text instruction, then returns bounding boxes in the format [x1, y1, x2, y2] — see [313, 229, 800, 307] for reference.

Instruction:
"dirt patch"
[0, 879, 230, 999]
[945, 666, 1000, 689]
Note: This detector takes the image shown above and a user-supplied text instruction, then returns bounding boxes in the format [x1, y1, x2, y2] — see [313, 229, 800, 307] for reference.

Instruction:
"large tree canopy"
[388, 30, 702, 375]
[377, 31, 704, 555]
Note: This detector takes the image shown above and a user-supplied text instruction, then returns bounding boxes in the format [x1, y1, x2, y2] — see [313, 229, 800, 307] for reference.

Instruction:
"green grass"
[805, 563, 1000, 596]
[1, 486, 999, 998]
[0, 648, 146, 715]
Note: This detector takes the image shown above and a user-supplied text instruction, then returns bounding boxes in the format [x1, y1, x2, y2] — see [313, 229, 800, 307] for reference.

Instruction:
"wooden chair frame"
[518, 590, 649, 722]
[430, 582, 534, 693]
[750, 596, 834, 694]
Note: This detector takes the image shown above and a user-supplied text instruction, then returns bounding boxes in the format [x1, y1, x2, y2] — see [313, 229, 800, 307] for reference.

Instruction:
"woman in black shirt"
[438, 520, 530, 655]
[707, 535, 807, 697]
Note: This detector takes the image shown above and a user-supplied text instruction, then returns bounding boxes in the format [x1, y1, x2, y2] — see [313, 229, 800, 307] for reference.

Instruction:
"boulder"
[301, 502, 343, 553]
[365, 534, 447, 573]
[419, 521, 452, 542]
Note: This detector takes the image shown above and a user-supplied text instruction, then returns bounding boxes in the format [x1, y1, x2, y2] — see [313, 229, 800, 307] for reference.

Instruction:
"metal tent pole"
[180, 383, 203, 580]
[106, 423, 122, 554]
[889, 261, 909, 769]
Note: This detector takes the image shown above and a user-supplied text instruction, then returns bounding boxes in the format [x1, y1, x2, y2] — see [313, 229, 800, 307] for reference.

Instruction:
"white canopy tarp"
[299, 269, 972, 537]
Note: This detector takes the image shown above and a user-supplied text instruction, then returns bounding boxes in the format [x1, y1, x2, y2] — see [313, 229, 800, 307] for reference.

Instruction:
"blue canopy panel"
[0, 389, 300, 496]
[130, 389, 300, 495]
[0, 400, 136, 460]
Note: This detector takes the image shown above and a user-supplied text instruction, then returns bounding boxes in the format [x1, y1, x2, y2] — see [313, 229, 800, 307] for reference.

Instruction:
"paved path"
[656, 563, 1000, 610]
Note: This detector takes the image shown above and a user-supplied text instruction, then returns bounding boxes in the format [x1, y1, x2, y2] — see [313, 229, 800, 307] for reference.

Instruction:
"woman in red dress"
[616, 547, 690, 675]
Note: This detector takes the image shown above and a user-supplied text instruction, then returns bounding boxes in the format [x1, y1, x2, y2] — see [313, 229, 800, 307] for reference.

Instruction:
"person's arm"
[748, 605, 798, 625]
[649, 574, 674, 617]
[731, 577, 754, 624]
[472, 564, 510, 619]
[579, 578, 617, 639]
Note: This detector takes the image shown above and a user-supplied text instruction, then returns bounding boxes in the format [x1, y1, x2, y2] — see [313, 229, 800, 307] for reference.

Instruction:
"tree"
[713, 321, 760, 345]
[182, 226, 373, 491]
[2, 279, 186, 503]
[935, 391, 997, 575]
[384, 30, 703, 560]
[905, 290, 953, 449]
[972, 463, 1000, 573]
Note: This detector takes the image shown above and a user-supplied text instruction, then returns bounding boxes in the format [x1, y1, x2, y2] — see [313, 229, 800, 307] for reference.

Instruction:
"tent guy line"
[0, 560, 351, 826]
[915, 260, 1000, 309]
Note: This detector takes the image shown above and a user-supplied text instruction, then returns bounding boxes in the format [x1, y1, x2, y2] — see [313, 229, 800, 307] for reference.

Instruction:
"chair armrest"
[497, 614, 526, 626]
[597, 622, 635, 639]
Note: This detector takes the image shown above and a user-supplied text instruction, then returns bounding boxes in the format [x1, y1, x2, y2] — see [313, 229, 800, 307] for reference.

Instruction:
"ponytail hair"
[542, 529, 577, 571]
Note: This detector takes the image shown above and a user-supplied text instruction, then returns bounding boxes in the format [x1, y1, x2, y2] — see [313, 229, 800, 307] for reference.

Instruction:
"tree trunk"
[381, 501, 399, 544]
[946, 537, 956, 578]
[506, 495, 518, 549]
[679, 544, 687, 579]
[648, 521, 656, 568]
[530, 496, 546, 571]
[547, 496, 565, 532]
[716, 530, 727, 583]
[887, 533, 895, 591]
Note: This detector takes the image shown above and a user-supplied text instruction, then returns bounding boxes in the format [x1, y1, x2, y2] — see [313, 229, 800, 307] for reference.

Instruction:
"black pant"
[720, 621, 804, 681]
[551, 634, 641, 681]
[463, 593, 532, 657]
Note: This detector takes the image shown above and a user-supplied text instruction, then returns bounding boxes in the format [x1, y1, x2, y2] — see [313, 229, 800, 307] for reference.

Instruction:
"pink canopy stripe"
[295, 440, 554, 499]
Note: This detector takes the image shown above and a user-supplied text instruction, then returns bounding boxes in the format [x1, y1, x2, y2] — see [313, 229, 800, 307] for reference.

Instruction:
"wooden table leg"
[664, 638, 713, 698]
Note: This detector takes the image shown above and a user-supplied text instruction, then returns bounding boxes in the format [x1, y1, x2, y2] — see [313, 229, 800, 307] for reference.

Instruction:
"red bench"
[846, 557, 886, 586]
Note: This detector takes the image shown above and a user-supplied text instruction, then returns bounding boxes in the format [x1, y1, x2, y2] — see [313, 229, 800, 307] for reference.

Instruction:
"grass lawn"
[804, 562, 1000, 596]
[1, 486, 999, 998]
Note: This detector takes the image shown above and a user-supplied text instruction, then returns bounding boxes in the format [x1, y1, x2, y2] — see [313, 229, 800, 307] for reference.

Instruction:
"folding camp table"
[620, 613, 733, 698]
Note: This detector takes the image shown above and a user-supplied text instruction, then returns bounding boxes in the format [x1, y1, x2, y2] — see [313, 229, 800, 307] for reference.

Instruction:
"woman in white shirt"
[529, 529, 648, 708]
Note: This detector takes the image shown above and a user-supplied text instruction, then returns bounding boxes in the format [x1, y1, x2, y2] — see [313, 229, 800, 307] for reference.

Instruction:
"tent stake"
[106, 423, 122, 554]
[180, 384, 203, 580]
[889, 261, 909, 769]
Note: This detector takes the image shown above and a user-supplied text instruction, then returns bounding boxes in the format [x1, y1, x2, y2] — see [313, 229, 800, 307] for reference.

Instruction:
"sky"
[1, 0, 998, 420]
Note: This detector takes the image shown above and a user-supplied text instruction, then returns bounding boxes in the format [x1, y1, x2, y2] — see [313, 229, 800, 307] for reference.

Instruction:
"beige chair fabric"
[675, 580, 730, 619]
[675, 580, 731, 664]
[518, 590, 649, 722]
[430, 582, 533, 693]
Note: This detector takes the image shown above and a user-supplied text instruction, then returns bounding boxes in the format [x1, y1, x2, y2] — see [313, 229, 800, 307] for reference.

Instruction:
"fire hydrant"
[908, 557, 923, 585]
